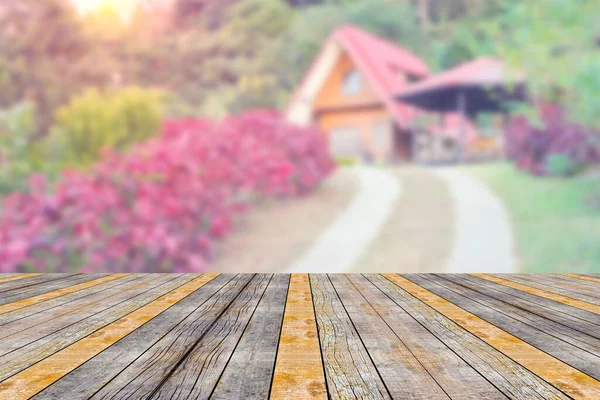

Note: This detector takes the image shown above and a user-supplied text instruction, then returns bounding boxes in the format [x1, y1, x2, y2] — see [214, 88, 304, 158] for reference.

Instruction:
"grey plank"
[0, 274, 196, 381]
[310, 274, 391, 400]
[0, 274, 79, 296]
[366, 274, 569, 400]
[152, 274, 273, 399]
[88, 274, 254, 400]
[0, 274, 158, 346]
[502, 274, 600, 303]
[448, 274, 600, 341]
[549, 275, 600, 291]
[0, 274, 107, 306]
[32, 274, 237, 400]
[211, 274, 290, 400]
[0, 274, 141, 326]
[407, 274, 600, 381]
[481, 274, 600, 325]
[329, 274, 451, 399]
[345, 274, 506, 400]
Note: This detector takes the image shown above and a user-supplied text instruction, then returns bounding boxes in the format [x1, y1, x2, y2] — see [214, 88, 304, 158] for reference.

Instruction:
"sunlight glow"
[70, 0, 141, 21]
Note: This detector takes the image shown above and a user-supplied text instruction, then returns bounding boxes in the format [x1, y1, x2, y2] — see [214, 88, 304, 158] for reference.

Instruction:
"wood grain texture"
[0, 274, 143, 326]
[152, 274, 273, 399]
[447, 274, 600, 340]
[346, 274, 506, 400]
[88, 274, 253, 400]
[0, 274, 105, 306]
[0, 274, 187, 381]
[498, 274, 600, 304]
[0, 274, 40, 284]
[563, 274, 600, 284]
[474, 274, 600, 316]
[0, 274, 219, 400]
[0, 274, 129, 315]
[330, 274, 452, 399]
[368, 274, 568, 400]
[393, 274, 600, 400]
[211, 274, 290, 400]
[31, 274, 231, 400]
[414, 274, 600, 380]
[310, 274, 391, 400]
[0, 274, 77, 296]
[270, 274, 327, 400]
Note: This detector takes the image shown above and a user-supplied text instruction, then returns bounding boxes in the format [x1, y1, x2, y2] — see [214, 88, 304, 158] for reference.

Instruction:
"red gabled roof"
[333, 24, 430, 127]
[398, 57, 522, 99]
[286, 24, 478, 142]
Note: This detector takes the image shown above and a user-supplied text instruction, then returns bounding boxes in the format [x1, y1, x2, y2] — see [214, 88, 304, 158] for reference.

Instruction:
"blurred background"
[0, 0, 599, 274]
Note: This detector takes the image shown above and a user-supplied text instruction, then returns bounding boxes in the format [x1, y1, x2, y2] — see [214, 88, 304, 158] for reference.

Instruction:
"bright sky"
[69, 0, 141, 21]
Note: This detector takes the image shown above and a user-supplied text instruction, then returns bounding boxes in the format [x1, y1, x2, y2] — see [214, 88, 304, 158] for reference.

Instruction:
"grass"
[468, 162, 600, 273]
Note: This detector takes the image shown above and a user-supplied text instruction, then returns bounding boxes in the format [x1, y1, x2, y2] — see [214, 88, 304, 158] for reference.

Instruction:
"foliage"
[505, 103, 599, 175]
[475, 0, 600, 129]
[0, 111, 335, 273]
[545, 154, 585, 178]
[47, 87, 164, 168]
[0, 102, 45, 194]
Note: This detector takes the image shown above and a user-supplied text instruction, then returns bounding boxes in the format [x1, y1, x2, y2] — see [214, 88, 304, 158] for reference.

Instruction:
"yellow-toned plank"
[0, 274, 129, 315]
[473, 273, 600, 315]
[0, 274, 41, 284]
[563, 273, 600, 284]
[270, 273, 327, 400]
[384, 274, 600, 399]
[0, 273, 218, 400]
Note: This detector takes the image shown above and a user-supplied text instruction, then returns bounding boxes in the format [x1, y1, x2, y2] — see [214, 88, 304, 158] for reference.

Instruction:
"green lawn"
[468, 163, 600, 273]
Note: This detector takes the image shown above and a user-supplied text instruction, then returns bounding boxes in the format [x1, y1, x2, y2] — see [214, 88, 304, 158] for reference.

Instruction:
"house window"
[342, 70, 361, 95]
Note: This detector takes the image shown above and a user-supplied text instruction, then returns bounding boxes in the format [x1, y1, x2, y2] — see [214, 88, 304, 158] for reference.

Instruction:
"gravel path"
[286, 166, 401, 273]
[436, 167, 518, 273]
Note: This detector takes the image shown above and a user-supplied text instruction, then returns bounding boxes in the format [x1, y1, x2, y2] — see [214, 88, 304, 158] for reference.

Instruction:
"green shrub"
[0, 102, 44, 194]
[48, 87, 164, 168]
[545, 153, 585, 177]
[336, 157, 358, 166]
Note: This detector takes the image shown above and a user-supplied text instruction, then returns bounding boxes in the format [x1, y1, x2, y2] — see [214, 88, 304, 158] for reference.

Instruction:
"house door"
[329, 127, 362, 160]
[372, 120, 392, 163]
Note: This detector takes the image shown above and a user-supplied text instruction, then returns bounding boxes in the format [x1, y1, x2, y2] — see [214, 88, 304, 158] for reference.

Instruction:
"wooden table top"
[0, 273, 599, 399]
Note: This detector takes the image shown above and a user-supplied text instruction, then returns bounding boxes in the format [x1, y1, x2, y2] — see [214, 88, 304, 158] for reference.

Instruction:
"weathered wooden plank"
[0, 274, 106, 306]
[0, 274, 77, 296]
[0, 273, 130, 316]
[564, 274, 600, 284]
[270, 274, 327, 400]
[329, 274, 451, 399]
[476, 274, 600, 321]
[478, 274, 600, 323]
[211, 274, 290, 400]
[0, 274, 141, 326]
[345, 274, 506, 399]
[501, 274, 600, 304]
[422, 274, 600, 375]
[2, 274, 220, 400]
[393, 274, 600, 400]
[310, 274, 391, 400]
[0, 274, 195, 381]
[448, 274, 600, 340]
[366, 274, 569, 400]
[0, 274, 158, 347]
[151, 274, 273, 399]
[88, 274, 254, 400]
[552, 274, 600, 291]
[0, 274, 40, 284]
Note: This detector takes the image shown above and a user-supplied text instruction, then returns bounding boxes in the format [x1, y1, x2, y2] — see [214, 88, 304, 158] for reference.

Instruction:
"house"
[286, 24, 477, 163]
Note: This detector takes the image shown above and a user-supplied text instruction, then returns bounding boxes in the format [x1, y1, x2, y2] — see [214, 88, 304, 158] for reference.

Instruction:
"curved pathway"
[435, 167, 517, 273]
[286, 166, 401, 273]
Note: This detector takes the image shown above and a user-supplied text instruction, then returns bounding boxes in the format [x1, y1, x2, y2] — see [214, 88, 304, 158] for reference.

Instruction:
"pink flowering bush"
[505, 102, 600, 175]
[0, 110, 335, 273]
